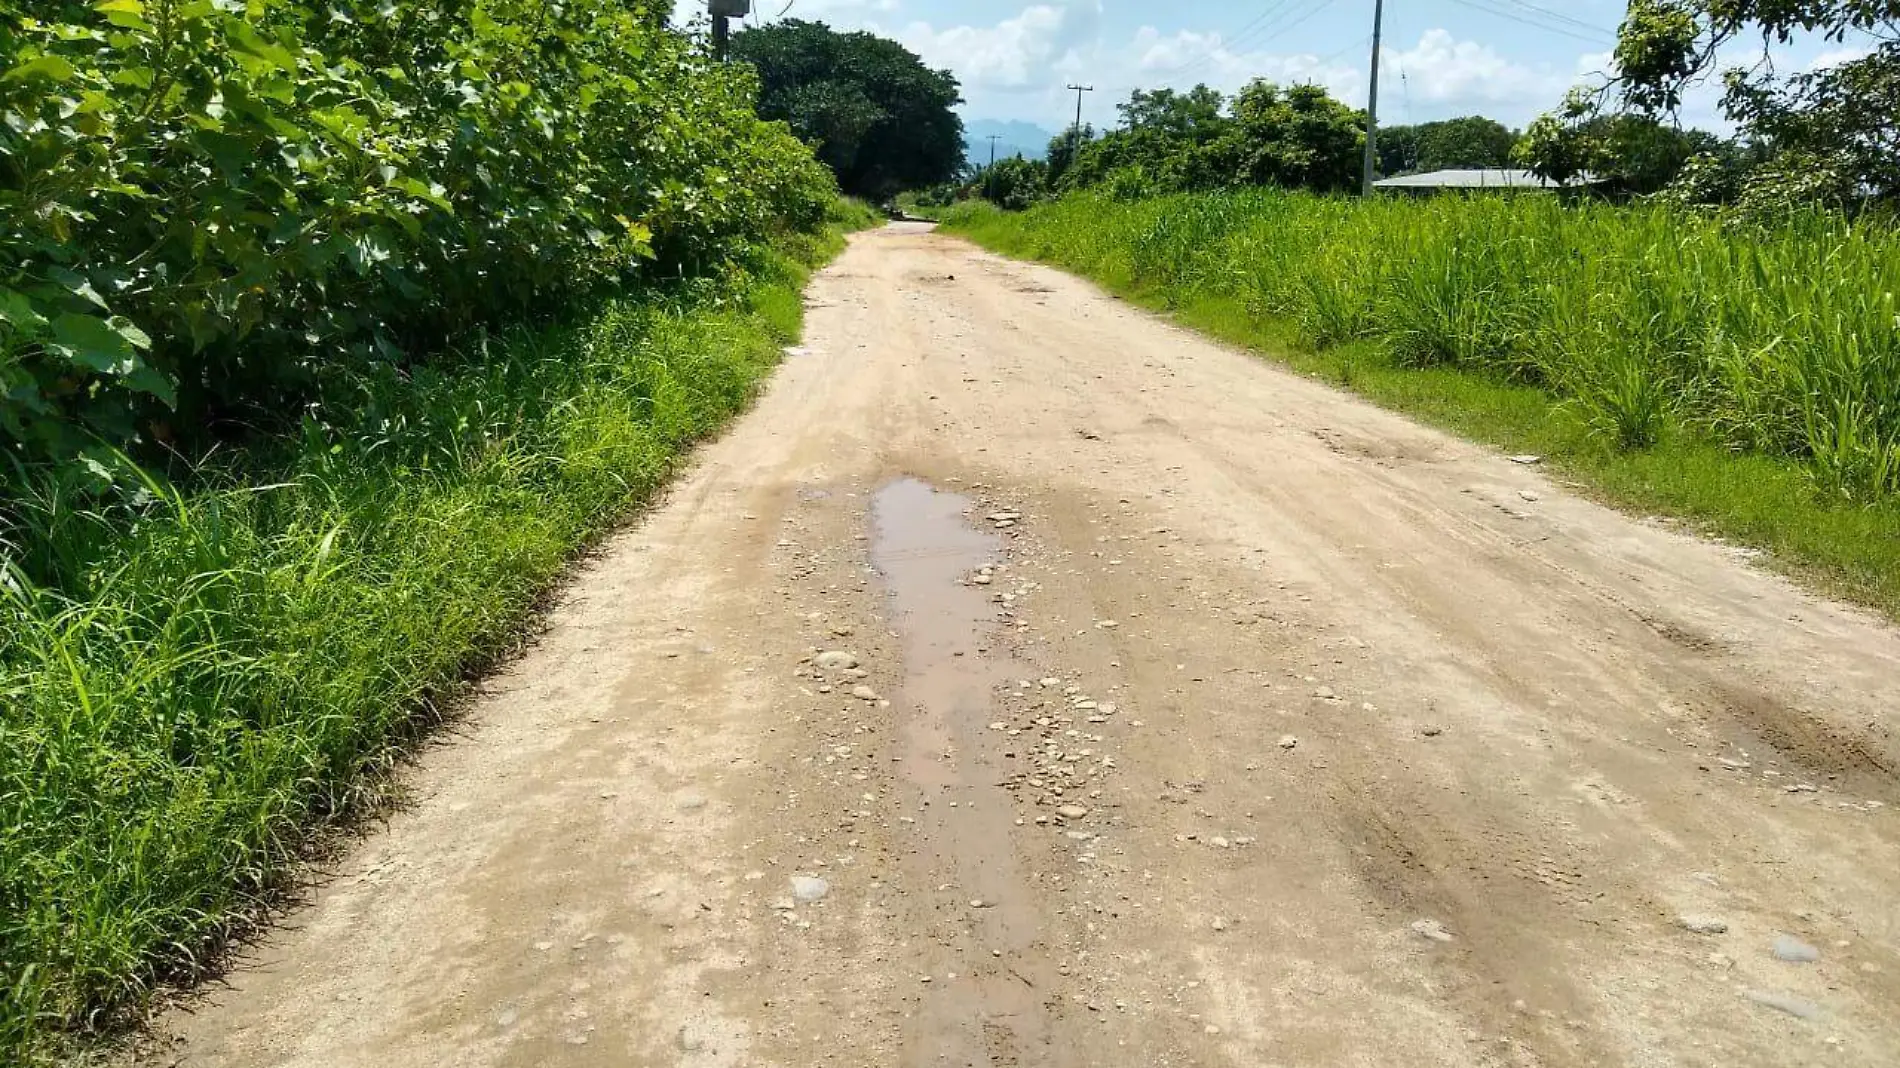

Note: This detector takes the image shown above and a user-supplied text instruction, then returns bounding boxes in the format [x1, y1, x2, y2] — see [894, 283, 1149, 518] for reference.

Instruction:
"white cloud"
[676, 1, 1635, 131]
[1117, 26, 1577, 123]
[1807, 45, 1873, 72]
[895, 1, 1103, 91]
[1126, 25, 1362, 102]
[1574, 51, 1616, 79]
[1382, 30, 1570, 109]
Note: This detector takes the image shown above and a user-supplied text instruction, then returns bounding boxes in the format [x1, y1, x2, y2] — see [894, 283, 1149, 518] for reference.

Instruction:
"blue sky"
[688, 0, 1875, 134]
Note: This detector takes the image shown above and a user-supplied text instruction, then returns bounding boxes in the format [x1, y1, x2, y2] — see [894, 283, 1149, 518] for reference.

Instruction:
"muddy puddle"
[870, 477, 1059, 1068]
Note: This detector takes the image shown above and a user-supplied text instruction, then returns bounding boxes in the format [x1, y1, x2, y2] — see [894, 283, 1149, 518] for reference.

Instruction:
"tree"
[1422, 117, 1518, 171]
[732, 20, 965, 198]
[983, 156, 1048, 210]
[1378, 117, 1519, 175]
[1581, 0, 1898, 203]
[1218, 81, 1364, 192]
[1061, 126, 1186, 191]
[1377, 124, 1423, 175]
[1046, 124, 1096, 187]
[1517, 101, 1728, 194]
[1063, 87, 1233, 194]
[1057, 81, 1365, 196]
[1119, 85, 1230, 143]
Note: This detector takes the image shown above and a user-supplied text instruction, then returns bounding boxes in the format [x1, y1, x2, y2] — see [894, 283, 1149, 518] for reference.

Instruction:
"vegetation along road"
[151, 223, 1900, 1066]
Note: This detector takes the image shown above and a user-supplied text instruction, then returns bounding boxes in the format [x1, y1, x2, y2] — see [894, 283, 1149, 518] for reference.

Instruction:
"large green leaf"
[48, 313, 136, 374]
[3, 56, 78, 84]
[0, 289, 50, 334]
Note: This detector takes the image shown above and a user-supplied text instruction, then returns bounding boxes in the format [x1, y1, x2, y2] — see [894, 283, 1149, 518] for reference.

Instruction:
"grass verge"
[0, 201, 880, 1063]
[938, 200, 1900, 621]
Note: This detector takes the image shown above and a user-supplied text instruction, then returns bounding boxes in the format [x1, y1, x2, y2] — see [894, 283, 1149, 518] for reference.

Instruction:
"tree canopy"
[1376, 116, 1519, 175]
[1048, 81, 1363, 200]
[1221, 81, 1364, 192]
[1516, 108, 1727, 194]
[1555, 0, 1898, 204]
[731, 19, 965, 199]
[1119, 86, 1229, 142]
[1045, 124, 1096, 187]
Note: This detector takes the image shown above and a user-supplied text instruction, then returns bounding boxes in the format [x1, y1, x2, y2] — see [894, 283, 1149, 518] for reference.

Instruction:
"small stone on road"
[1772, 934, 1820, 963]
[1678, 914, 1729, 935]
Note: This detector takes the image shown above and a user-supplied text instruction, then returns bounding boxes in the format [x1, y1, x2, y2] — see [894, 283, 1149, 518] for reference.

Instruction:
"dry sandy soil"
[147, 223, 1899, 1068]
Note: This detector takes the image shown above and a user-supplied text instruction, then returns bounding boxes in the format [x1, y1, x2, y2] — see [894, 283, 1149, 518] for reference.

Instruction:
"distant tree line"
[941, 80, 1736, 211]
[747, 0, 1893, 215]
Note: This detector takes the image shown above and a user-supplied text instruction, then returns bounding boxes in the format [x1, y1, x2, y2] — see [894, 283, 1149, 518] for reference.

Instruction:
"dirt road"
[156, 224, 1900, 1068]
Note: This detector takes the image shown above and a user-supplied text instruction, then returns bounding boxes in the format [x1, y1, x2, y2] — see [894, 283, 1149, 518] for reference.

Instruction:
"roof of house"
[1373, 168, 1599, 189]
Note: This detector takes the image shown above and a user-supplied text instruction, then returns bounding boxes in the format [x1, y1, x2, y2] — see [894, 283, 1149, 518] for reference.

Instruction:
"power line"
[1212, 0, 1339, 64]
[1212, 0, 1325, 57]
[1312, 33, 1372, 69]
[1495, 0, 1614, 38]
[1253, 0, 1346, 50]
[1443, 0, 1614, 44]
[1146, 0, 1303, 79]
[1169, 0, 1343, 85]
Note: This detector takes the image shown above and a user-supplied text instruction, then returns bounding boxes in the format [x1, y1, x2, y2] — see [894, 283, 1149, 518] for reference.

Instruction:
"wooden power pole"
[1066, 83, 1094, 157]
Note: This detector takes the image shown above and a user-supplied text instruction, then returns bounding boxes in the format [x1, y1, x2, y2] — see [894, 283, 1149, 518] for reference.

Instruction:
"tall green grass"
[0, 204, 877, 1062]
[939, 193, 1900, 614]
[943, 191, 1900, 500]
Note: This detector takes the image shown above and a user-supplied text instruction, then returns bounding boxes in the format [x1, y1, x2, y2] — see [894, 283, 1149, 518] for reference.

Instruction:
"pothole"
[869, 476, 1053, 1065]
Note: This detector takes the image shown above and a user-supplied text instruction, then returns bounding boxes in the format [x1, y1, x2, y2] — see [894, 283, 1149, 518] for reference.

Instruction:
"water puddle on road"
[871, 478, 1000, 788]
[869, 477, 1058, 1068]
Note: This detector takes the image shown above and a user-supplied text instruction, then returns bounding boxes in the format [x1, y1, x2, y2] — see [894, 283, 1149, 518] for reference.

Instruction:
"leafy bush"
[982, 156, 1046, 211]
[0, 200, 871, 1063]
[0, 3, 853, 1059]
[912, 182, 964, 208]
[1060, 80, 1363, 197]
[0, 0, 835, 479]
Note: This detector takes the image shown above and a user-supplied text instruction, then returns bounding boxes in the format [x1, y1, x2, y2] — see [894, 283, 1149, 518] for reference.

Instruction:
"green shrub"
[0, 224, 857, 1061]
[982, 156, 1047, 211]
[0, 3, 852, 1058]
[0, 0, 835, 477]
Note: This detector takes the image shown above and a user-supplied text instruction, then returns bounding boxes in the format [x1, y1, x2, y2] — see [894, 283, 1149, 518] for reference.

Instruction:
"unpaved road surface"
[155, 224, 1900, 1067]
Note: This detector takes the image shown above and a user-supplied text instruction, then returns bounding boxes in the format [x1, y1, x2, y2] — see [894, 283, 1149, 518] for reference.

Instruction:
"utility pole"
[1360, 0, 1385, 196]
[1066, 82, 1094, 156]
[709, 0, 751, 62]
[985, 133, 1002, 200]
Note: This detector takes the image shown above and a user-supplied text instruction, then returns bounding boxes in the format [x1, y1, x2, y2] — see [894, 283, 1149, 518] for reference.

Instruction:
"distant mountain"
[963, 118, 1059, 166]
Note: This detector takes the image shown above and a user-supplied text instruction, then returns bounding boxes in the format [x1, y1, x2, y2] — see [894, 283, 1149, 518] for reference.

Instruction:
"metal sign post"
[709, 0, 751, 61]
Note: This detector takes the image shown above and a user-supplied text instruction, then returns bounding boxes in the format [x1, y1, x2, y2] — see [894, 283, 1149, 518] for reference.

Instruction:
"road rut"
[155, 223, 1900, 1068]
